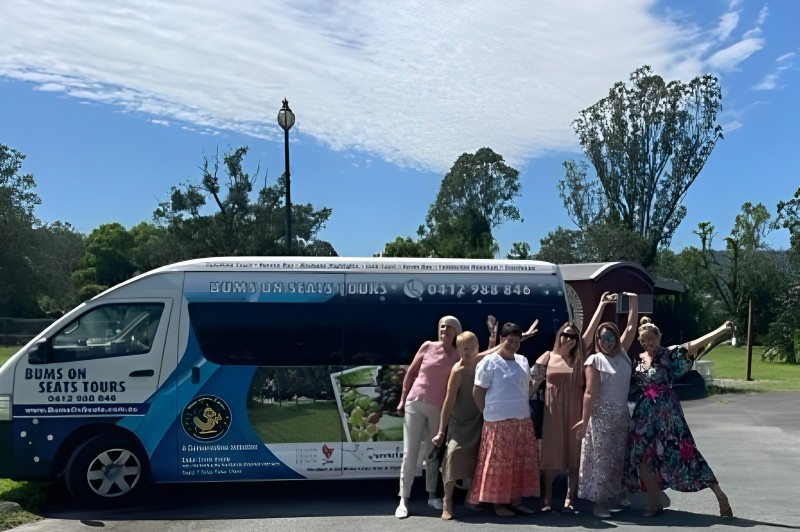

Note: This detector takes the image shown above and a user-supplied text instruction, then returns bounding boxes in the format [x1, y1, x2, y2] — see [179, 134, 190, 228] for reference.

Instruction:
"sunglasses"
[560, 333, 578, 340]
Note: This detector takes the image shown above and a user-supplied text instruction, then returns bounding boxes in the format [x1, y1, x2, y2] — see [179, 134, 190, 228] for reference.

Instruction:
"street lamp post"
[277, 98, 295, 255]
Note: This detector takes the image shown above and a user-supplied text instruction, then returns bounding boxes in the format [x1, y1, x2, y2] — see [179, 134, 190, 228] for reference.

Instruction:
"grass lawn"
[702, 344, 800, 391]
[0, 347, 18, 368]
[0, 479, 48, 530]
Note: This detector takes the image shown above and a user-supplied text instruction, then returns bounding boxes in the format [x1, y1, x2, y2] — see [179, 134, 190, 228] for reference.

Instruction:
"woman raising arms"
[625, 317, 735, 518]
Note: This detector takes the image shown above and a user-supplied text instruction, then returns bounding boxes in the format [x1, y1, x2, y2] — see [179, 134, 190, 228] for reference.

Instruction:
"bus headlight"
[0, 395, 12, 420]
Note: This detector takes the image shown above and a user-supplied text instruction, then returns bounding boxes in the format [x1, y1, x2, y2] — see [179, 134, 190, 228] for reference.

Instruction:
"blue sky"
[1, 0, 797, 258]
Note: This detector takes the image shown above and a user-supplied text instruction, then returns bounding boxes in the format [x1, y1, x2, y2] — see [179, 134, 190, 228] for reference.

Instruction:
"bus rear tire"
[65, 434, 147, 506]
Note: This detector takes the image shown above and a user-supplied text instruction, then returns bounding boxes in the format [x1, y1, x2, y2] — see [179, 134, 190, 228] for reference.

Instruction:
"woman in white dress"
[573, 321, 634, 518]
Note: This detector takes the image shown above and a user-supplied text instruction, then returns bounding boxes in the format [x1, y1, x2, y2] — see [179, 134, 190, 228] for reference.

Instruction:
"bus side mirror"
[27, 340, 51, 365]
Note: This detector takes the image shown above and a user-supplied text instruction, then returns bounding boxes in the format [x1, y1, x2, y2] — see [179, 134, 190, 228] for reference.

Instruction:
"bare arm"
[472, 385, 487, 413]
[685, 321, 735, 359]
[397, 341, 429, 415]
[522, 319, 539, 341]
[432, 365, 462, 446]
[619, 292, 639, 352]
[582, 292, 616, 354]
[572, 364, 599, 440]
[530, 352, 549, 391]
[486, 315, 498, 350]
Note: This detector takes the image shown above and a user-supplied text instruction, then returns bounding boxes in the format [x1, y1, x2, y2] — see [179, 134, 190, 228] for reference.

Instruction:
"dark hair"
[553, 321, 582, 359]
[500, 322, 522, 338]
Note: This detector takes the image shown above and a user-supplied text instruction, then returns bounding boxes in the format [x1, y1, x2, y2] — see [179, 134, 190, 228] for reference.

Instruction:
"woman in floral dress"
[625, 317, 735, 518]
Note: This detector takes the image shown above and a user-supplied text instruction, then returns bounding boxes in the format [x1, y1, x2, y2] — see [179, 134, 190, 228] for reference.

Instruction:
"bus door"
[11, 299, 172, 475]
[178, 272, 346, 481]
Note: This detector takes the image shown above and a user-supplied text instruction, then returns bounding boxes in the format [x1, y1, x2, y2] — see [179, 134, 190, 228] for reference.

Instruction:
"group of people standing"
[394, 293, 735, 521]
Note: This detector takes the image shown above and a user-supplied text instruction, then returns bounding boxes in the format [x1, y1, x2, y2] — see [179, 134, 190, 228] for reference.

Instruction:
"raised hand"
[602, 292, 618, 304]
[522, 319, 539, 341]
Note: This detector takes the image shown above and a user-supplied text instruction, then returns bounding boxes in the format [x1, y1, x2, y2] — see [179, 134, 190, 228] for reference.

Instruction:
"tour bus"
[0, 257, 570, 505]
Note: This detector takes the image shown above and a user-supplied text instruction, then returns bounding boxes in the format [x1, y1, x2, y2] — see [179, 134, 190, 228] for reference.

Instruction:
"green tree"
[378, 236, 427, 258]
[764, 283, 800, 363]
[381, 148, 521, 258]
[154, 147, 335, 258]
[553, 66, 724, 267]
[774, 186, 800, 258]
[129, 222, 171, 274]
[72, 223, 137, 299]
[0, 145, 41, 316]
[33, 221, 85, 316]
[506, 242, 533, 260]
[535, 223, 649, 264]
[688, 203, 788, 340]
[420, 148, 521, 258]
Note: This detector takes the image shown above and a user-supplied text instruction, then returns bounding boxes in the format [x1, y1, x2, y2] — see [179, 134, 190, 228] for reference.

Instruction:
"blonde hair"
[439, 315, 463, 334]
[456, 331, 479, 347]
[638, 316, 661, 337]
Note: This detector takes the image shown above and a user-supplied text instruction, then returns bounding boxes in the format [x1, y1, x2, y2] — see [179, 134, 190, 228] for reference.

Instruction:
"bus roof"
[155, 256, 558, 274]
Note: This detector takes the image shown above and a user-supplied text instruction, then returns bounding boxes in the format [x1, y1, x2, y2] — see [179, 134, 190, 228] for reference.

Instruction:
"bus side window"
[45, 303, 165, 363]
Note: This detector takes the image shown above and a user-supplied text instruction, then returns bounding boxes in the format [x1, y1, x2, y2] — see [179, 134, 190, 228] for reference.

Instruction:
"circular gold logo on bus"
[182, 395, 231, 442]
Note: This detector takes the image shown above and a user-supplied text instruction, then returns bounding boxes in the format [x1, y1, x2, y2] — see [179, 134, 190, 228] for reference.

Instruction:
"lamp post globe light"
[277, 98, 295, 255]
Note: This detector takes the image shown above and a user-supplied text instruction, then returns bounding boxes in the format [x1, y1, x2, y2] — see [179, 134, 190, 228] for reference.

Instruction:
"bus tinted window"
[189, 301, 563, 366]
[189, 302, 344, 366]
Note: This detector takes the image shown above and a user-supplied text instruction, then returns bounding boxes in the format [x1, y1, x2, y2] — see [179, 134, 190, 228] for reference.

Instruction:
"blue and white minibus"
[0, 257, 570, 505]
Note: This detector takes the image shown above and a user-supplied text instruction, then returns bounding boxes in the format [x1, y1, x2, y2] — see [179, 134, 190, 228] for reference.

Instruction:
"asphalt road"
[14, 391, 800, 531]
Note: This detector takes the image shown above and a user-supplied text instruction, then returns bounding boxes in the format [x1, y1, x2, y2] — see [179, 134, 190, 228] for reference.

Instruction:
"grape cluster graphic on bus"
[340, 389, 382, 442]
[375, 365, 406, 413]
[332, 365, 407, 442]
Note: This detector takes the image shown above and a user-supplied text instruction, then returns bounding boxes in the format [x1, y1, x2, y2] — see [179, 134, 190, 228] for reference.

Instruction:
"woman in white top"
[574, 321, 634, 518]
[466, 322, 540, 517]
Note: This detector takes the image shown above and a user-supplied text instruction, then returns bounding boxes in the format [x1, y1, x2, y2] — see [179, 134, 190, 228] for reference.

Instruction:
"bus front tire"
[65, 434, 147, 506]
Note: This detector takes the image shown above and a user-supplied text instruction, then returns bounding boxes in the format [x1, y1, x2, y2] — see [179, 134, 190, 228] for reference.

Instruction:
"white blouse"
[475, 353, 531, 422]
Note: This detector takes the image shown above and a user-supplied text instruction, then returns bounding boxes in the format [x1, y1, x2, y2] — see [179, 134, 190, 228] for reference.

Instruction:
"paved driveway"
[14, 391, 800, 531]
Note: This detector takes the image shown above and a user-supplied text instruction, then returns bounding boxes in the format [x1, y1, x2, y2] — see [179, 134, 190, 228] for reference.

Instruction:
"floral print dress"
[624, 345, 718, 492]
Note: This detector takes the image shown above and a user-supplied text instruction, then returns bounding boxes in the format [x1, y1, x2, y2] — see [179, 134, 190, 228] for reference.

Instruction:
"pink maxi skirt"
[466, 417, 540, 504]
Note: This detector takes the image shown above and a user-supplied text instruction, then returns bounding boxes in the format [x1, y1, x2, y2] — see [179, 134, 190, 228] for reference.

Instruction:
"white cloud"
[722, 119, 743, 132]
[752, 74, 777, 90]
[756, 5, 769, 26]
[706, 38, 764, 71]
[753, 51, 796, 91]
[713, 11, 739, 41]
[0, 0, 771, 172]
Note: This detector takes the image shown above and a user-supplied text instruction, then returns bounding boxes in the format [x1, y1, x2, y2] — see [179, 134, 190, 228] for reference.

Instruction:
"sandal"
[644, 506, 664, 517]
[510, 503, 536, 515]
[493, 504, 515, 517]
[593, 504, 611, 518]
[719, 497, 734, 518]
[563, 499, 579, 514]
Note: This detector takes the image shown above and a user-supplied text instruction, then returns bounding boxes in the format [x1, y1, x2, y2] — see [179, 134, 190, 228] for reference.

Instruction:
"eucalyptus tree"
[554, 66, 724, 267]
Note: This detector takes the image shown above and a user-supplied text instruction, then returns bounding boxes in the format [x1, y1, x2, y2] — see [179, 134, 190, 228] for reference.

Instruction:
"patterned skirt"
[578, 399, 630, 504]
[466, 417, 540, 504]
